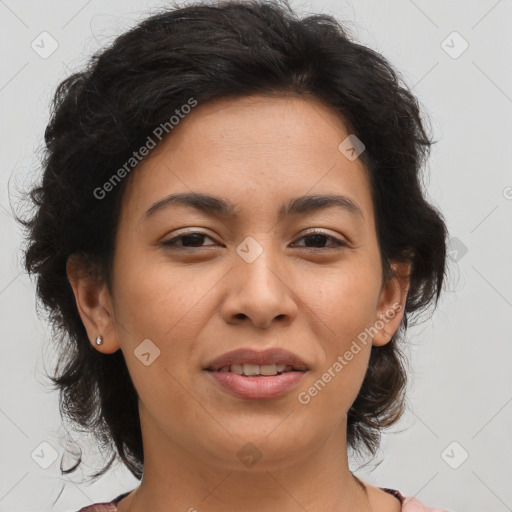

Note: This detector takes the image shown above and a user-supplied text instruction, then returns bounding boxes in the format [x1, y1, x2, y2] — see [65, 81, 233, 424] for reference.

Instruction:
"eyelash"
[161, 230, 348, 251]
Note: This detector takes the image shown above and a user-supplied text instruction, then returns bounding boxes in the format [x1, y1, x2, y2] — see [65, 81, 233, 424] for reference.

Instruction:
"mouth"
[203, 348, 309, 400]
[204, 347, 309, 373]
[205, 367, 307, 400]
[206, 363, 304, 376]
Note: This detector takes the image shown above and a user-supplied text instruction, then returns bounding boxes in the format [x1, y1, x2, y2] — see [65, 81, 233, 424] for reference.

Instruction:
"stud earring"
[95, 335, 104, 345]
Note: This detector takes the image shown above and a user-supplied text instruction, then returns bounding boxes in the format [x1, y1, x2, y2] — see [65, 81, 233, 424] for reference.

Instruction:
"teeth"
[230, 364, 243, 375]
[243, 363, 260, 376]
[218, 363, 291, 375]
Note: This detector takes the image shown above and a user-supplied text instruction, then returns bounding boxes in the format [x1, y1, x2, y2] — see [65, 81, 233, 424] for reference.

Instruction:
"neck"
[123, 407, 372, 512]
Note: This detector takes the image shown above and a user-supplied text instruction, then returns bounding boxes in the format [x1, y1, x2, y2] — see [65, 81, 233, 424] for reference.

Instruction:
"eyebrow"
[142, 192, 365, 222]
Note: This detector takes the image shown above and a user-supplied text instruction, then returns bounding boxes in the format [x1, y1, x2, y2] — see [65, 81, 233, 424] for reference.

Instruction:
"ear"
[372, 261, 411, 347]
[66, 254, 121, 354]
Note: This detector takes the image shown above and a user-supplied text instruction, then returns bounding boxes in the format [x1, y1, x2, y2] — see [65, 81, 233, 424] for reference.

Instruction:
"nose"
[221, 244, 298, 329]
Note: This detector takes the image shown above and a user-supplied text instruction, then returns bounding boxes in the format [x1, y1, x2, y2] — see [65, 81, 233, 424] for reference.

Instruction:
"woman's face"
[78, 94, 409, 471]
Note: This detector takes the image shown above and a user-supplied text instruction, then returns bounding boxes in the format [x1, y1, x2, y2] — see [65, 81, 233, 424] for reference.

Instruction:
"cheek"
[111, 253, 224, 396]
[299, 264, 378, 400]
[305, 262, 381, 339]
[112, 250, 214, 338]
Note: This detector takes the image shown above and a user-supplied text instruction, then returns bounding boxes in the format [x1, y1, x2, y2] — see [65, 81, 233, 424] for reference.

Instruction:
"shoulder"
[379, 486, 453, 512]
[74, 490, 132, 512]
[74, 494, 126, 512]
[74, 504, 117, 512]
[402, 495, 455, 512]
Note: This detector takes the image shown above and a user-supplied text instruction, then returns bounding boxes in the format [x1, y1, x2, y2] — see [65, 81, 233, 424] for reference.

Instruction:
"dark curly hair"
[17, 0, 447, 483]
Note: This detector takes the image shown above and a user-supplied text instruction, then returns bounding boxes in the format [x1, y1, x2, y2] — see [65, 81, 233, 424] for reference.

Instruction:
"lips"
[204, 348, 309, 372]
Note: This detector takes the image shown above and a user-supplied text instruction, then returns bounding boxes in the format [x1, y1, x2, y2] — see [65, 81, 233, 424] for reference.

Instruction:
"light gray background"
[1, 1, 511, 511]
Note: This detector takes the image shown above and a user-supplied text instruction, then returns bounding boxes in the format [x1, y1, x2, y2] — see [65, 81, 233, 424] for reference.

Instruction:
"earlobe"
[66, 254, 121, 354]
[372, 261, 411, 347]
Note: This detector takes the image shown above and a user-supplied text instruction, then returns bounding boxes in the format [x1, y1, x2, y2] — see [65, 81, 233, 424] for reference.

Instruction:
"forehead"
[120, 94, 374, 226]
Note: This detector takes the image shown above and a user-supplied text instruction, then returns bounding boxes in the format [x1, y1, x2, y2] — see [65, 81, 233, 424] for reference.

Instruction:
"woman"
[20, 0, 451, 510]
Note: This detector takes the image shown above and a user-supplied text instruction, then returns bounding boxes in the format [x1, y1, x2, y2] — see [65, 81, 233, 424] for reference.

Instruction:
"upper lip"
[204, 348, 309, 371]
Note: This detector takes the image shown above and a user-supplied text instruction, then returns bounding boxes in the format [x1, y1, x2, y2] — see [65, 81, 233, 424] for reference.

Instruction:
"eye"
[292, 230, 348, 250]
[161, 231, 218, 249]
[161, 229, 348, 251]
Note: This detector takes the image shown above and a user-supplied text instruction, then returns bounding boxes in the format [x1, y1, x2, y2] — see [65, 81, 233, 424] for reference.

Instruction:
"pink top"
[75, 488, 453, 511]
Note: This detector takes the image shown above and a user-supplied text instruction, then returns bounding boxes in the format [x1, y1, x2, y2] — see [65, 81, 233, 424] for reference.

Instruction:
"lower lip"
[206, 370, 306, 400]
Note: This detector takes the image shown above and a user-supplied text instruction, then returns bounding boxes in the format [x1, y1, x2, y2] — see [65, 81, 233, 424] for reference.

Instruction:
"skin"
[67, 94, 410, 512]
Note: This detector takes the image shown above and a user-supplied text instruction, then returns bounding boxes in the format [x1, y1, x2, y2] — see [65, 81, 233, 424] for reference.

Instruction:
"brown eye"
[162, 232, 217, 249]
[292, 231, 348, 250]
